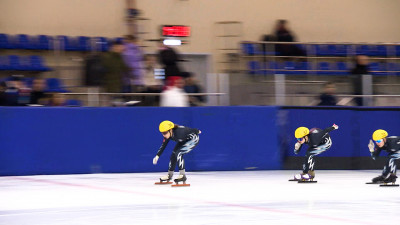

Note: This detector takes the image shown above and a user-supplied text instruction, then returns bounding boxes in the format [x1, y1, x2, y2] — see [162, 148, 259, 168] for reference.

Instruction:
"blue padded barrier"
[0, 107, 281, 175]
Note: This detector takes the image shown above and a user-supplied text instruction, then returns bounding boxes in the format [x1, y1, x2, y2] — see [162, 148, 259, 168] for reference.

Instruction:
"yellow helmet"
[159, 120, 174, 132]
[372, 129, 388, 141]
[295, 127, 309, 139]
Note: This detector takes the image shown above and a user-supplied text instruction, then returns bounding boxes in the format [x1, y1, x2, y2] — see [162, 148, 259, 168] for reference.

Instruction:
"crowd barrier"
[0, 106, 398, 175]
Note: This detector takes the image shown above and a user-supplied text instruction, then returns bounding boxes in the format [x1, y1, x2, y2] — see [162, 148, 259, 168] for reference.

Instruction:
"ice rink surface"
[1, 170, 399, 225]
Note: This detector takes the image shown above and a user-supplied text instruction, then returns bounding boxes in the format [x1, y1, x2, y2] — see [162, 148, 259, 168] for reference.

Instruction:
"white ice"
[1, 170, 399, 225]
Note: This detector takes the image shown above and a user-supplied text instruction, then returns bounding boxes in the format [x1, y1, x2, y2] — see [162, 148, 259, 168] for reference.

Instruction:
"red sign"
[162, 25, 190, 37]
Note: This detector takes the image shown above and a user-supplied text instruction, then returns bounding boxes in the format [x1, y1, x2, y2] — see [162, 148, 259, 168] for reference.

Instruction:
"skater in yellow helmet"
[293, 124, 339, 181]
[368, 129, 400, 184]
[153, 120, 201, 185]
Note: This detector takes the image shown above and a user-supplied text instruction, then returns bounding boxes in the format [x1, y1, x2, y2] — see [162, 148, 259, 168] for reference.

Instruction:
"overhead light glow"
[163, 39, 182, 46]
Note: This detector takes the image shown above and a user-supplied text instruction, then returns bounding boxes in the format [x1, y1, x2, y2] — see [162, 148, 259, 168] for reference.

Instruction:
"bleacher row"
[0, 55, 51, 71]
[242, 43, 400, 57]
[248, 61, 400, 76]
[0, 33, 120, 51]
[2, 76, 67, 93]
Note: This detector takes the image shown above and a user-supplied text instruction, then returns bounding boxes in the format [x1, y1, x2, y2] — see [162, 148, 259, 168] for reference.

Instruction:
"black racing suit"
[371, 136, 400, 176]
[156, 126, 200, 172]
[295, 126, 335, 174]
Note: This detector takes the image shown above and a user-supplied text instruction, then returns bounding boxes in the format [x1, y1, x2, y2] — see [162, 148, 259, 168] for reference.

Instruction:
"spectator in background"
[47, 92, 66, 106]
[142, 55, 163, 106]
[318, 82, 337, 106]
[274, 19, 306, 56]
[160, 76, 189, 107]
[122, 35, 145, 93]
[0, 81, 7, 106]
[4, 75, 29, 106]
[182, 72, 206, 106]
[350, 54, 370, 106]
[29, 78, 47, 105]
[158, 40, 182, 82]
[101, 40, 129, 106]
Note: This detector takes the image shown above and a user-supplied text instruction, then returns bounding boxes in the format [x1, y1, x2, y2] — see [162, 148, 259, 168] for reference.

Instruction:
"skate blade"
[298, 180, 317, 183]
[155, 182, 173, 185]
[288, 179, 298, 181]
[379, 183, 399, 187]
[366, 182, 381, 184]
[171, 183, 190, 187]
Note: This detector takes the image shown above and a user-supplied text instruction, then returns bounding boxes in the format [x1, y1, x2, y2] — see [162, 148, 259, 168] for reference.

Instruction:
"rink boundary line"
[6, 176, 378, 225]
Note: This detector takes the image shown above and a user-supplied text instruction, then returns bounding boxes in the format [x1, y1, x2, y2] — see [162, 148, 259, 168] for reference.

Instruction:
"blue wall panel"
[0, 106, 280, 176]
[282, 107, 400, 158]
[1, 106, 398, 176]
[283, 108, 356, 157]
[357, 109, 400, 157]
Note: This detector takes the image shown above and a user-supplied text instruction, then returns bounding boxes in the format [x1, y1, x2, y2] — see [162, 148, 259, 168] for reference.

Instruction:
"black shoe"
[160, 174, 172, 182]
[383, 174, 397, 183]
[174, 174, 187, 183]
[372, 175, 385, 183]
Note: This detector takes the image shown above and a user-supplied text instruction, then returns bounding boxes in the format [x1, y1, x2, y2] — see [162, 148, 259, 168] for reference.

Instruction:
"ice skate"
[154, 174, 173, 185]
[289, 173, 304, 181]
[380, 174, 399, 187]
[171, 174, 190, 187]
[298, 171, 317, 183]
[366, 175, 385, 184]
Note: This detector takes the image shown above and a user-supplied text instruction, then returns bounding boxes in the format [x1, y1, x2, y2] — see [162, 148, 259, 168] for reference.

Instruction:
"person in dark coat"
[349, 55, 370, 106]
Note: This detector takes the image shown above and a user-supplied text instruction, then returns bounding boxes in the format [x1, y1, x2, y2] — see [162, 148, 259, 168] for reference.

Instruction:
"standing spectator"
[157, 40, 182, 82]
[160, 76, 189, 107]
[122, 35, 145, 93]
[101, 40, 129, 105]
[350, 54, 370, 106]
[142, 55, 163, 106]
[318, 82, 337, 106]
[182, 72, 205, 106]
[29, 78, 47, 105]
[274, 19, 305, 56]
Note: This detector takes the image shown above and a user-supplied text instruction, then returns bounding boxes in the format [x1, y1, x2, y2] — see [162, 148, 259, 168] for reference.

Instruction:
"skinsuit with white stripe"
[295, 126, 335, 174]
[156, 125, 200, 173]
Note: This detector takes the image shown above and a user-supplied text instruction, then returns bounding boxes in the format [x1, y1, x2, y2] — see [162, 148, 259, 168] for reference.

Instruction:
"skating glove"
[294, 142, 301, 154]
[153, 155, 159, 165]
[368, 139, 375, 153]
[332, 124, 339, 130]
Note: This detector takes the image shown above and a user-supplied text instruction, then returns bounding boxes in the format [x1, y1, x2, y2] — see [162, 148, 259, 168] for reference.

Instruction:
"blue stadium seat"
[58, 35, 74, 51]
[396, 45, 400, 56]
[336, 62, 349, 75]
[242, 43, 255, 55]
[356, 45, 370, 56]
[8, 55, 23, 70]
[248, 61, 260, 75]
[369, 62, 387, 75]
[46, 78, 67, 92]
[65, 99, 82, 107]
[283, 61, 296, 75]
[369, 45, 387, 57]
[77, 36, 91, 51]
[294, 61, 311, 74]
[29, 55, 51, 71]
[0, 55, 9, 70]
[95, 37, 109, 51]
[314, 45, 333, 56]
[332, 45, 349, 56]
[268, 61, 285, 74]
[15, 34, 32, 49]
[0, 33, 14, 49]
[387, 63, 400, 75]
[36, 35, 54, 50]
[317, 62, 333, 75]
